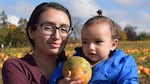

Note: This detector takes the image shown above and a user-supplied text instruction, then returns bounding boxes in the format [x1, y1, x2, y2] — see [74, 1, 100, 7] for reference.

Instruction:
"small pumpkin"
[62, 56, 92, 84]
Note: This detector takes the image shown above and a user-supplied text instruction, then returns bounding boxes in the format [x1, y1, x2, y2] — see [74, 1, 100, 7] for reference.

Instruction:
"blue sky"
[0, 0, 150, 33]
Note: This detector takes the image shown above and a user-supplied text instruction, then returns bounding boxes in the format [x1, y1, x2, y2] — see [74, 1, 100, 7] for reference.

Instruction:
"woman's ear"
[27, 27, 34, 39]
[111, 39, 118, 51]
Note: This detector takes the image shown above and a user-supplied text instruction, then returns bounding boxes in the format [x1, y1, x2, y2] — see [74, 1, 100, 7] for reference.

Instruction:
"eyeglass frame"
[34, 21, 73, 37]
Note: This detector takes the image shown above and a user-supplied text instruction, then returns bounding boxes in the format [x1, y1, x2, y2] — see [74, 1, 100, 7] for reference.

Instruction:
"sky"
[0, 0, 150, 33]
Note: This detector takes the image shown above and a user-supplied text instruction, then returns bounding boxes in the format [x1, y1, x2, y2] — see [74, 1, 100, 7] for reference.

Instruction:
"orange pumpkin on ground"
[62, 56, 92, 84]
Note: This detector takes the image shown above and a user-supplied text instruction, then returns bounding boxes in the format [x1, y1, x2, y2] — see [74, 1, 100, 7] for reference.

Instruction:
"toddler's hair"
[83, 9, 120, 40]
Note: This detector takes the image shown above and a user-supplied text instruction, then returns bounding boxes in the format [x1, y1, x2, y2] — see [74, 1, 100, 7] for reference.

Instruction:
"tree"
[0, 11, 8, 28]
[18, 18, 27, 29]
[124, 25, 138, 41]
[0, 28, 8, 46]
[9, 24, 17, 30]
[114, 23, 127, 41]
[138, 32, 150, 41]
[71, 17, 83, 40]
[119, 30, 127, 41]
[4, 27, 29, 47]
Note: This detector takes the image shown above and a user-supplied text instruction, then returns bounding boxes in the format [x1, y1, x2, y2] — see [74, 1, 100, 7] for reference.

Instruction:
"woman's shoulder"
[3, 54, 36, 70]
[3, 57, 23, 67]
[2, 57, 26, 75]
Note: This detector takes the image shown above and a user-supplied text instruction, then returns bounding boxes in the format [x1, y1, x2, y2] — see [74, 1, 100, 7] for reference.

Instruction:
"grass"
[0, 71, 2, 84]
[118, 41, 150, 49]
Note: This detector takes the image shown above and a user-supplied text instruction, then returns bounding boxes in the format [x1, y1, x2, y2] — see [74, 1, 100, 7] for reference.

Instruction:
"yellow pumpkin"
[62, 56, 92, 84]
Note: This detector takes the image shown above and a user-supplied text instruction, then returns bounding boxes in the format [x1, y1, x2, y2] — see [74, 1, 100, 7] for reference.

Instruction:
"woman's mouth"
[49, 43, 61, 48]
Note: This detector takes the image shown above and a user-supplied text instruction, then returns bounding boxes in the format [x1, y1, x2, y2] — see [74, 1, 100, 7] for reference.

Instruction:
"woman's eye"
[60, 27, 68, 32]
[82, 41, 87, 44]
[43, 26, 53, 30]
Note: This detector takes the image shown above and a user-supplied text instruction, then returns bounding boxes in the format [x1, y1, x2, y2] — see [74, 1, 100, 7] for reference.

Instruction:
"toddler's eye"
[95, 40, 103, 44]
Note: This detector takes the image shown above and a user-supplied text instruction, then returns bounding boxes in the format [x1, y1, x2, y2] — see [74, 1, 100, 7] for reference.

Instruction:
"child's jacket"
[50, 48, 138, 84]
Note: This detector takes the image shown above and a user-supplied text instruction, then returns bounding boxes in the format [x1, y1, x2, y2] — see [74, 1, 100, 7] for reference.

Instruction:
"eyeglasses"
[35, 22, 73, 37]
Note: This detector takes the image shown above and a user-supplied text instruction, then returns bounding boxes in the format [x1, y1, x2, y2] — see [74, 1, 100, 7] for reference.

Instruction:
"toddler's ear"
[111, 39, 118, 51]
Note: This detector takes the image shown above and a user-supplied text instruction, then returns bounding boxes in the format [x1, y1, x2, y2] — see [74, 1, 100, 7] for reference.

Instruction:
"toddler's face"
[81, 23, 117, 65]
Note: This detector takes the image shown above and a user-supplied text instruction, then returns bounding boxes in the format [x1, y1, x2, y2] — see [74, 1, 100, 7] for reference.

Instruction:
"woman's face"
[30, 8, 70, 56]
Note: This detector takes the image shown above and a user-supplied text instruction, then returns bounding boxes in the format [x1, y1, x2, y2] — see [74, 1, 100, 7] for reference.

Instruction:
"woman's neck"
[32, 51, 57, 80]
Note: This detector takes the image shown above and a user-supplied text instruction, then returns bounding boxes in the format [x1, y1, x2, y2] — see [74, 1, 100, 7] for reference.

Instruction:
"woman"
[2, 2, 73, 84]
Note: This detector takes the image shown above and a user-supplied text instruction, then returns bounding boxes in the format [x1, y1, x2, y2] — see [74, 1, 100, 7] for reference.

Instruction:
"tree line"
[0, 11, 150, 48]
[0, 11, 29, 48]
[72, 18, 150, 42]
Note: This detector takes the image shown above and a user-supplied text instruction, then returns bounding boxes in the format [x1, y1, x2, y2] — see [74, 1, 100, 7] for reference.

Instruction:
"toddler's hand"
[57, 71, 84, 84]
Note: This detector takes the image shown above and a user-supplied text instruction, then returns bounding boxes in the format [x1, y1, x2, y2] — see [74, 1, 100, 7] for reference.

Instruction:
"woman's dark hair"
[83, 9, 120, 40]
[26, 2, 72, 48]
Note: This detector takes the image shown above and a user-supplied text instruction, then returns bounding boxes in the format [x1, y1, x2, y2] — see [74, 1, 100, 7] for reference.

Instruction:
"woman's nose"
[51, 29, 61, 40]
